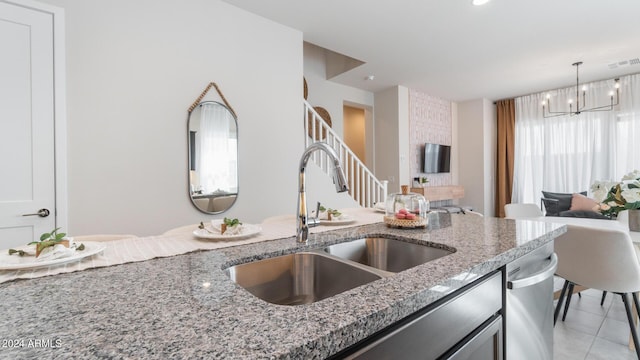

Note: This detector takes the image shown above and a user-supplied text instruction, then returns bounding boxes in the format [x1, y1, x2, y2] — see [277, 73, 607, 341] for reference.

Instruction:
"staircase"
[304, 100, 388, 207]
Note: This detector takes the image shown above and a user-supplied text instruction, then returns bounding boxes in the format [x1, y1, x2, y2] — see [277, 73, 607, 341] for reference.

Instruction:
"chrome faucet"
[297, 142, 349, 243]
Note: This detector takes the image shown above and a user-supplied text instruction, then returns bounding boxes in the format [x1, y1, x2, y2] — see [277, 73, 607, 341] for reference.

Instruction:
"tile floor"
[553, 278, 638, 359]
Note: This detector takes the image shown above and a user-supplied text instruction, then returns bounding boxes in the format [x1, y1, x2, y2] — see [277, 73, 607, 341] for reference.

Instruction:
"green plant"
[199, 219, 242, 235]
[328, 209, 341, 217]
[28, 227, 68, 255]
[223, 218, 242, 227]
[318, 205, 341, 217]
[7, 248, 25, 256]
[8, 227, 83, 257]
[37, 227, 67, 242]
[198, 221, 213, 233]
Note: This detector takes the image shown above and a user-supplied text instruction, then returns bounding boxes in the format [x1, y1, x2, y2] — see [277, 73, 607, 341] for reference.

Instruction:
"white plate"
[193, 223, 262, 240]
[0, 242, 106, 271]
[319, 216, 356, 225]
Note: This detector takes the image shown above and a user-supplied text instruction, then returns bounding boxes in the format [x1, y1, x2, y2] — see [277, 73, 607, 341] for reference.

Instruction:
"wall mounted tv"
[423, 143, 451, 173]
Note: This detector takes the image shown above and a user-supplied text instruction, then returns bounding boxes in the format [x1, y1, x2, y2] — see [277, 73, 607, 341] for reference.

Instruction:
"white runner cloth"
[0, 208, 383, 283]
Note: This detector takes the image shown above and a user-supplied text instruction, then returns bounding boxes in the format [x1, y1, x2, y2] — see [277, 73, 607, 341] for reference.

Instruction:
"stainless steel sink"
[226, 237, 454, 305]
[226, 252, 381, 306]
[323, 237, 454, 272]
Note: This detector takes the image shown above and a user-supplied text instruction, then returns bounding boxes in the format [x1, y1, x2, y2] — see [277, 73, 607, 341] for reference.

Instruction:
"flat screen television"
[423, 143, 451, 173]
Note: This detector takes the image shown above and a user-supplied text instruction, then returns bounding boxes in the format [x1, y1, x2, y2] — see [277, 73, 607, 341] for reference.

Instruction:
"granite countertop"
[0, 213, 565, 359]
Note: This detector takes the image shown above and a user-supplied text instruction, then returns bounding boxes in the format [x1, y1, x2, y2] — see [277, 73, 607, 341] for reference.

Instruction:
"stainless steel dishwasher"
[505, 242, 558, 359]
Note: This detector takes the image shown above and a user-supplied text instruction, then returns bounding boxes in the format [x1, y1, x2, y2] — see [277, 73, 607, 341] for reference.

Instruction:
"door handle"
[22, 208, 50, 217]
[507, 253, 558, 290]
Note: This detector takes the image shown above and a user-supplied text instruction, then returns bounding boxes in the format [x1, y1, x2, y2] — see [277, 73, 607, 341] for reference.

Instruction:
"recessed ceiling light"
[472, 0, 490, 5]
[365, 75, 375, 81]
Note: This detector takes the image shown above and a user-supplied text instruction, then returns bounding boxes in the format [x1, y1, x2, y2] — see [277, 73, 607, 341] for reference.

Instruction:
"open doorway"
[343, 105, 366, 161]
[343, 103, 374, 202]
[343, 103, 374, 169]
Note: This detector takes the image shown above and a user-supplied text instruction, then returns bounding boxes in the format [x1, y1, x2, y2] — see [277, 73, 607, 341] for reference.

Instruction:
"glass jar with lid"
[384, 185, 430, 228]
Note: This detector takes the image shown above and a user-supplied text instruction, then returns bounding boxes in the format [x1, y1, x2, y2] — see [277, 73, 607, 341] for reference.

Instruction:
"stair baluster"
[303, 100, 387, 207]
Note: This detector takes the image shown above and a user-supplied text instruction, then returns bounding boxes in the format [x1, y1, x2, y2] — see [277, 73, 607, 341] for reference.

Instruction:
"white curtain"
[198, 103, 237, 194]
[512, 73, 640, 204]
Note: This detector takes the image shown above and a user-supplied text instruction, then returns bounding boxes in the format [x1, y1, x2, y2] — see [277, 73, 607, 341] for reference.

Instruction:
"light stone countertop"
[0, 213, 565, 359]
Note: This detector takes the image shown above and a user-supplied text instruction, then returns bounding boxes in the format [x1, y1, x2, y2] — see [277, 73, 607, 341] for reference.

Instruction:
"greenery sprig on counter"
[6, 228, 84, 257]
[28, 227, 68, 255]
[199, 218, 243, 235]
[221, 218, 242, 234]
[318, 205, 341, 218]
[198, 222, 213, 233]
[8, 249, 26, 256]
[223, 217, 242, 227]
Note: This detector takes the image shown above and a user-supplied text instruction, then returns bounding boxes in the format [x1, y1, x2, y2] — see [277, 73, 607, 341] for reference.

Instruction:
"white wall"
[42, 0, 304, 236]
[457, 99, 496, 216]
[458, 100, 484, 213]
[398, 88, 410, 189]
[305, 163, 359, 212]
[303, 42, 374, 140]
[374, 86, 409, 194]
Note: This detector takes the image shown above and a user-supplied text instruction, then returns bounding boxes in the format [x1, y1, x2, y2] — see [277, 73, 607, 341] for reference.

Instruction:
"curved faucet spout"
[297, 142, 349, 243]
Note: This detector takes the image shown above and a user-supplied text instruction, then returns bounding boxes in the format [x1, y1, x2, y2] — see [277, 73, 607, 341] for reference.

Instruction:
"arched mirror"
[188, 100, 238, 214]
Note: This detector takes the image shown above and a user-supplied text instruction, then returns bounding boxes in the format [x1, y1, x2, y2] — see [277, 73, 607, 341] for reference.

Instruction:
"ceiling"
[223, 0, 640, 102]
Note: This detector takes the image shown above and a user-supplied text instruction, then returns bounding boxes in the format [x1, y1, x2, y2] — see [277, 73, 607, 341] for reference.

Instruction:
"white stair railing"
[304, 100, 388, 207]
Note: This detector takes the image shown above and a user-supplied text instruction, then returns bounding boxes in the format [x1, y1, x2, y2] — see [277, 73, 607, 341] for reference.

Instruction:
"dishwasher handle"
[507, 253, 558, 290]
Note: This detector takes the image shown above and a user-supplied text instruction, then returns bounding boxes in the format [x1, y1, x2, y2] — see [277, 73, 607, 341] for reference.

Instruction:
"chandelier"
[542, 61, 620, 118]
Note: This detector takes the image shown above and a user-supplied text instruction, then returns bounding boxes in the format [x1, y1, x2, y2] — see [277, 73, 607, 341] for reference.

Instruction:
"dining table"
[528, 212, 639, 243]
[528, 211, 640, 350]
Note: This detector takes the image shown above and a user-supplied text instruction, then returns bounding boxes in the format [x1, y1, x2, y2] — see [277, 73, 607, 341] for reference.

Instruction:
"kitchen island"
[0, 213, 564, 359]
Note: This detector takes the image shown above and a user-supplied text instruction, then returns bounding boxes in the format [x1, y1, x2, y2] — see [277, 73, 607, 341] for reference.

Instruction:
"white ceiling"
[223, 0, 640, 102]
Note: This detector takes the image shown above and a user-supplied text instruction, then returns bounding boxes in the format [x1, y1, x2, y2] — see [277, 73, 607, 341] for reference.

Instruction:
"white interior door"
[0, 1, 56, 248]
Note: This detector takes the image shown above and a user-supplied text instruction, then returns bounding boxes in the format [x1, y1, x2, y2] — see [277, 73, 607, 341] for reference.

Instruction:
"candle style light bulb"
[546, 93, 551, 99]
[582, 85, 587, 92]
[568, 99, 573, 104]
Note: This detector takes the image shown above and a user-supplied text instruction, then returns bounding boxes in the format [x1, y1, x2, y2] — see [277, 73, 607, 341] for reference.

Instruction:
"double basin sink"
[225, 236, 454, 306]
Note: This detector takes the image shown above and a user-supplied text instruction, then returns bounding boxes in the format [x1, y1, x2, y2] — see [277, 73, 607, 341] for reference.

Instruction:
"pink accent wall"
[409, 89, 452, 186]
